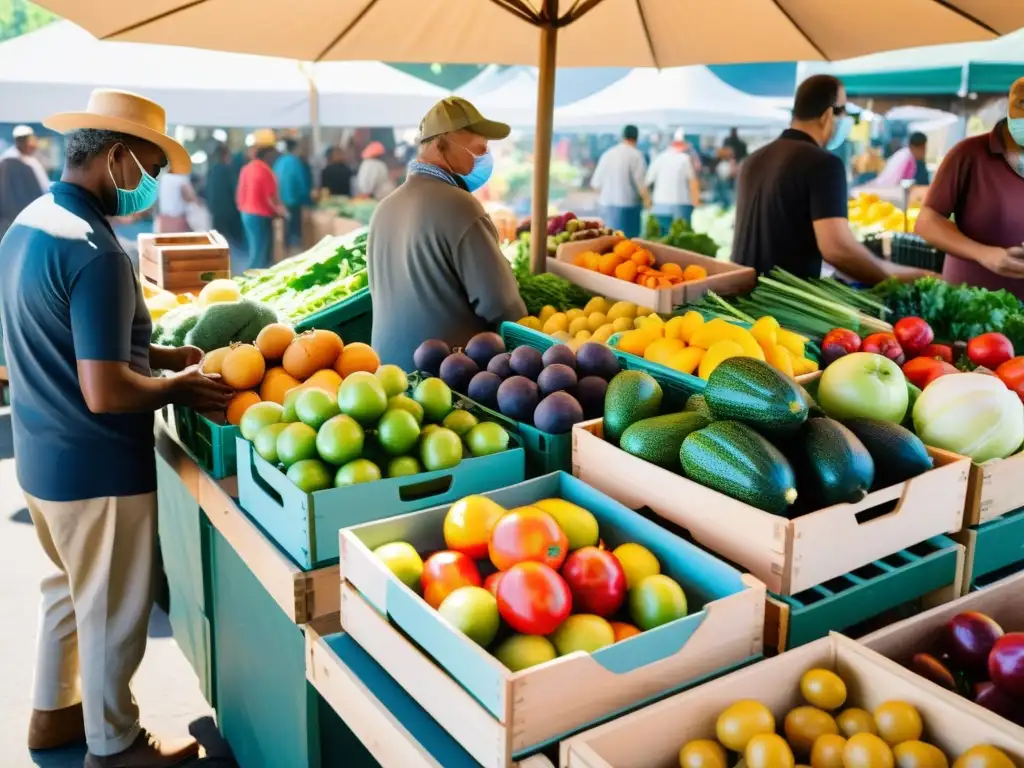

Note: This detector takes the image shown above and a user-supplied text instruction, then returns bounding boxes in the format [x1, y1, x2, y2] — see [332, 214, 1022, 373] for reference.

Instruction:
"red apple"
[421, 551, 481, 609]
[560, 546, 627, 617]
[893, 317, 935, 357]
[946, 612, 1004, 671]
[862, 333, 905, 366]
[989, 632, 1024, 698]
[974, 681, 1024, 726]
[920, 343, 954, 364]
[823, 328, 862, 354]
[902, 357, 957, 389]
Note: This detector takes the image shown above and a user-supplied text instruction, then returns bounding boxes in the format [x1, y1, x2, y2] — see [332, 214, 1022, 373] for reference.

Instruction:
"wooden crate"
[963, 453, 1024, 527]
[306, 626, 556, 768]
[138, 231, 229, 294]
[861, 569, 1024, 734]
[572, 419, 970, 596]
[560, 633, 1024, 767]
[338, 472, 764, 768]
[551, 235, 754, 313]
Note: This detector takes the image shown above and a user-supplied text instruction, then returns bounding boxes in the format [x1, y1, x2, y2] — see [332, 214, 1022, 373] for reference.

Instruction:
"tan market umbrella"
[37, 0, 1024, 271]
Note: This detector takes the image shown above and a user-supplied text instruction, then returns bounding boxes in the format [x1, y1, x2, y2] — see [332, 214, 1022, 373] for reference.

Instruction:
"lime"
[387, 394, 424, 424]
[315, 414, 364, 465]
[413, 378, 453, 423]
[334, 458, 382, 487]
[387, 456, 422, 477]
[377, 409, 421, 455]
[338, 372, 388, 425]
[240, 401, 284, 441]
[465, 422, 510, 457]
[276, 423, 318, 468]
[442, 409, 479, 437]
[253, 423, 288, 463]
[375, 364, 410, 398]
[286, 458, 333, 493]
[420, 427, 463, 472]
[295, 388, 340, 430]
[438, 586, 500, 648]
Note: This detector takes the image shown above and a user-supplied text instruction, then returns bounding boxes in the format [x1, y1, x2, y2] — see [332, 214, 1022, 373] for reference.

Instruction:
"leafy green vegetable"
[658, 218, 718, 258]
[509, 236, 591, 315]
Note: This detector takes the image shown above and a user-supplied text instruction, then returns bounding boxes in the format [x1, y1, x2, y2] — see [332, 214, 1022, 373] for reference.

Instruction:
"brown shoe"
[28, 703, 86, 750]
[83, 729, 199, 768]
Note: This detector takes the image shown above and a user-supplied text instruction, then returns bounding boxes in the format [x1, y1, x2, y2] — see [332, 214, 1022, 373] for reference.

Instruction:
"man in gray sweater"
[367, 97, 526, 370]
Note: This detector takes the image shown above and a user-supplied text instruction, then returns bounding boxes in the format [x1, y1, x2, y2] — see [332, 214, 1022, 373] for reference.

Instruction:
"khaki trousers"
[26, 491, 157, 757]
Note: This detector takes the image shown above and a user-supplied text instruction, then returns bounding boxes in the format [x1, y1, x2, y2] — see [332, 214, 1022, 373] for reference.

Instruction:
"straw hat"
[44, 89, 190, 174]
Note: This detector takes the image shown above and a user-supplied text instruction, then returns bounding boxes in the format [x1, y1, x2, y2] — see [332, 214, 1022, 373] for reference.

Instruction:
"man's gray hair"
[65, 128, 136, 169]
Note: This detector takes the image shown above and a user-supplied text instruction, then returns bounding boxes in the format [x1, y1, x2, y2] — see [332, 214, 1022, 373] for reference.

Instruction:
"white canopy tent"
[0, 22, 446, 128]
[554, 66, 791, 132]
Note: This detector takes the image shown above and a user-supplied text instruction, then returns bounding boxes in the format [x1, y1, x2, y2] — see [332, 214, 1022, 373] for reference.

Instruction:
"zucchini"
[842, 418, 933, 488]
[680, 421, 798, 515]
[684, 393, 716, 422]
[801, 418, 875, 505]
[621, 412, 708, 470]
[705, 358, 809, 434]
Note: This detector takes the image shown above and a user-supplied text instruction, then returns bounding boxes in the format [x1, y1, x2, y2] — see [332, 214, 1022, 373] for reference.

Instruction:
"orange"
[255, 323, 296, 361]
[682, 264, 709, 281]
[614, 260, 638, 282]
[303, 369, 343, 394]
[609, 621, 641, 642]
[661, 262, 683, 276]
[221, 344, 266, 390]
[630, 248, 655, 267]
[598, 252, 622, 276]
[226, 391, 261, 425]
[282, 329, 343, 380]
[612, 240, 638, 258]
[581, 251, 600, 271]
[335, 342, 380, 377]
[259, 366, 302, 404]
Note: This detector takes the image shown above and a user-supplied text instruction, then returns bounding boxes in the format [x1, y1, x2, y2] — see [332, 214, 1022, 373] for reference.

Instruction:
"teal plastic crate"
[338, 472, 763, 761]
[169, 404, 240, 480]
[768, 535, 962, 651]
[295, 287, 372, 345]
[237, 407, 526, 569]
[500, 321, 704, 409]
[958, 507, 1024, 591]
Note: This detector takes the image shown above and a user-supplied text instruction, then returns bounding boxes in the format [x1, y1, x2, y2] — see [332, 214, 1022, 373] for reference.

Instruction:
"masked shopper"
[914, 77, 1024, 297]
[0, 89, 233, 768]
[732, 75, 932, 284]
[366, 97, 526, 371]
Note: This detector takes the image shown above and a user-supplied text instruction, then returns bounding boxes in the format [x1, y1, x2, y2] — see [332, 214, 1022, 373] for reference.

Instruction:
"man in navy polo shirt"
[0, 90, 232, 768]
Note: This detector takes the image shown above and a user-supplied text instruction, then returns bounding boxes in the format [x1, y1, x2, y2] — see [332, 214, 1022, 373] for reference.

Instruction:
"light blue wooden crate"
[237, 431, 526, 570]
[339, 472, 763, 759]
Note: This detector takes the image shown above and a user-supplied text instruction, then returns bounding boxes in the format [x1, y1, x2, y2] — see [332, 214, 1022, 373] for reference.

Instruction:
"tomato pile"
[371, 494, 690, 671]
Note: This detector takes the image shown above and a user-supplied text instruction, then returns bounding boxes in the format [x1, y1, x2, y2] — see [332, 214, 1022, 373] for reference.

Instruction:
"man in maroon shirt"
[915, 77, 1024, 296]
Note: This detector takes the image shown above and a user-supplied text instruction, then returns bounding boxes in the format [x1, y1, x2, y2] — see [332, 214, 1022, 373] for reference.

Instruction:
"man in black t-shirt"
[732, 75, 932, 284]
[320, 146, 353, 196]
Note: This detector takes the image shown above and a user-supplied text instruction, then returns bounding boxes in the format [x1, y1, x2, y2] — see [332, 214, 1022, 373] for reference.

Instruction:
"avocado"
[620, 412, 708, 470]
[842, 417, 933, 488]
[603, 371, 663, 446]
[684, 393, 716, 422]
[801, 417, 875, 506]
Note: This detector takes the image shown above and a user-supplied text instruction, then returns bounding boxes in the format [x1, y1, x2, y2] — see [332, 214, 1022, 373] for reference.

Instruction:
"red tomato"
[861, 332, 905, 365]
[996, 356, 1024, 402]
[443, 495, 505, 559]
[496, 562, 572, 635]
[902, 357, 957, 390]
[968, 333, 1015, 369]
[893, 317, 935, 357]
[489, 506, 568, 572]
[822, 328, 862, 354]
[610, 621, 642, 642]
[483, 571, 504, 597]
[919, 343, 954, 364]
[421, 551, 481, 609]
[560, 546, 627, 617]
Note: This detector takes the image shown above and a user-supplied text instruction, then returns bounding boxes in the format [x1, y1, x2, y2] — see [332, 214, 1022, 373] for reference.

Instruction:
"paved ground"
[0, 415, 233, 767]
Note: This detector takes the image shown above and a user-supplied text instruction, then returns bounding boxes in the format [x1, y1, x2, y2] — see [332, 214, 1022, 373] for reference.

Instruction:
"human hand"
[169, 365, 234, 411]
[978, 246, 1024, 279]
[168, 345, 203, 372]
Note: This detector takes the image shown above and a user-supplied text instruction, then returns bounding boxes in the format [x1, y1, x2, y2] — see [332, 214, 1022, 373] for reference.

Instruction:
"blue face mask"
[452, 141, 494, 193]
[110, 146, 159, 216]
[826, 115, 854, 152]
[1008, 113, 1024, 148]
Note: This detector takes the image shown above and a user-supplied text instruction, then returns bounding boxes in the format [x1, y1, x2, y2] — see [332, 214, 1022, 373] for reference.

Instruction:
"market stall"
[121, 213, 1024, 767]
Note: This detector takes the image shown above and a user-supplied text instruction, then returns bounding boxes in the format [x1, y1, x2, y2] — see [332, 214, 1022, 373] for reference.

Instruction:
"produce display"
[516, 211, 618, 256]
[849, 192, 919, 234]
[643, 216, 719, 258]
[415, 332, 620, 433]
[874, 277, 1024, 354]
[508, 237, 594, 316]
[678, 666, 1015, 768]
[616, 312, 818, 381]
[605, 355, 934, 516]
[371, 493, 688, 669]
[818, 320, 1024, 462]
[569, 238, 709, 290]
[517, 297, 655, 349]
[234, 231, 368, 324]
[214, 328, 512, 492]
[904, 611, 1024, 727]
[317, 196, 378, 226]
[151, 279, 279, 350]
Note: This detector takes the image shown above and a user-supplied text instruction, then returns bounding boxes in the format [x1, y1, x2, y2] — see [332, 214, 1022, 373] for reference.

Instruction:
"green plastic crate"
[768, 535, 962, 651]
[169, 405, 240, 480]
[958, 507, 1024, 591]
[295, 287, 372, 345]
[458, 393, 572, 477]
[500, 322, 704, 410]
